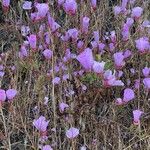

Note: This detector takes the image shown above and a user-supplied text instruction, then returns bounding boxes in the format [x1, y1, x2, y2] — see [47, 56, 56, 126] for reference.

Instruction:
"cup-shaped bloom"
[122, 88, 135, 103]
[115, 98, 123, 105]
[122, 24, 130, 41]
[121, 0, 128, 11]
[123, 49, 132, 59]
[76, 48, 94, 71]
[103, 70, 124, 87]
[42, 145, 53, 150]
[113, 6, 121, 16]
[42, 49, 52, 60]
[77, 40, 84, 50]
[22, 1, 32, 10]
[110, 31, 116, 43]
[0, 89, 6, 102]
[135, 37, 149, 54]
[98, 43, 105, 53]
[59, 102, 69, 112]
[19, 45, 28, 59]
[52, 77, 61, 84]
[58, 0, 65, 6]
[6, 89, 17, 101]
[66, 127, 79, 139]
[91, 0, 97, 10]
[113, 52, 125, 69]
[2, 0, 10, 12]
[92, 61, 105, 74]
[93, 31, 99, 43]
[35, 3, 49, 20]
[67, 28, 78, 40]
[33, 116, 49, 132]
[47, 13, 61, 33]
[109, 43, 115, 52]
[63, 0, 77, 15]
[131, 7, 143, 19]
[28, 34, 37, 51]
[126, 18, 134, 27]
[143, 78, 150, 90]
[133, 110, 143, 125]
[142, 67, 150, 77]
[81, 17, 90, 34]
[134, 79, 140, 89]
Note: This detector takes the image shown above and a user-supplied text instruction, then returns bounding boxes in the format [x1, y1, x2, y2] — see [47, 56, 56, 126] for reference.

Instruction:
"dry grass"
[0, 0, 150, 150]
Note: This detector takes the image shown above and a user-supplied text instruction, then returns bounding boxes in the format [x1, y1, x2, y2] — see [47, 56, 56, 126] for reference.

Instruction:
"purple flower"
[93, 31, 99, 43]
[113, 6, 121, 16]
[142, 67, 150, 77]
[21, 26, 30, 37]
[42, 145, 53, 150]
[6, 89, 17, 101]
[115, 98, 123, 105]
[110, 31, 116, 43]
[121, 0, 128, 12]
[143, 78, 150, 90]
[59, 102, 69, 112]
[81, 17, 90, 34]
[22, 1, 32, 10]
[0, 89, 6, 102]
[109, 43, 115, 52]
[113, 52, 125, 69]
[52, 77, 61, 84]
[67, 28, 78, 40]
[123, 88, 135, 103]
[77, 40, 84, 50]
[126, 18, 134, 27]
[122, 24, 130, 41]
[133, 110, 143, 125]
[19, 45, 28, 59]
[2, 0, 10, 12]
[91, 41, 98, 49]
[62, 74, 69, 81]
[91, 0, 97, 10]
[33, 116, 49, 132]
[35, 3, 49, 20]
[134, 79, 140, 89]
[80, 146, 87, 150]
[76, 48, 94, 71]
[123, 49, 132, 59]
[28, 34, 37, 51]
[103, 70, 124, 87]
[135, 37, 149, 54]
[131, 7, 143, 19]
[92, 61, 105, 74]
[63, 0, 77, 15]
[66, 127, 79, 139]
[58, 0, 65, 6]
[98, 43, 105, 53]
[42, 49, 53, 60]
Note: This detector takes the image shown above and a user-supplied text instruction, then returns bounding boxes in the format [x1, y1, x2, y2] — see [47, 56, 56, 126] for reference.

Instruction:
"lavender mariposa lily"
[81, 16, 90, 34]
[122, 88, 135, 103]
[103, 70, 124, 87]
[0, 89, 6, 102]
[142, 67, 150, 77]
[76, 48, 94, 71]
[91, 0, 97, 10]
[143, 78, 150, 90]
[42, 145, 53, 150]
[133, 110, 143, 125]
[2, 0, 10, 12]
[28, 34, 37, 51]
[66, 127, 79, 139]
[131, 7, 143, 20]
[6, 89, 17, 101]
[63, 0, 77, 15]
[92, 61, 105, 74]
[113, 52, 125, 69]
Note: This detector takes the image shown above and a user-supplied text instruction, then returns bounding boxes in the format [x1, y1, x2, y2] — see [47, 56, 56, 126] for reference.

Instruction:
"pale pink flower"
[122, 88, 135, 103]
[115, 98, 124, 105]
[63, 0, 77, 15]
[66, 127, 79, 139]
[59, 102, 69, 112]
[33, 116, 49, 132]
[6, 89, 17, 101]
[81, 17, 90, 34]
[0, 89, 6, 102]
[131, 7, 143, 19]
[22, 1, 32, 10]
[92, 61, 105, 74]
[133, 110, 143, 125]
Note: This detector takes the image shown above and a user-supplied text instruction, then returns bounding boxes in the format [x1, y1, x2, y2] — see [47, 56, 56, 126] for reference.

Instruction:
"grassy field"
[0, 0, 150, 150]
